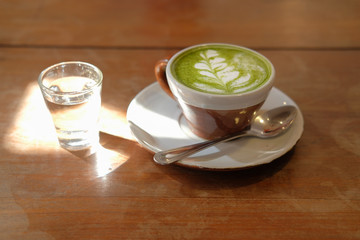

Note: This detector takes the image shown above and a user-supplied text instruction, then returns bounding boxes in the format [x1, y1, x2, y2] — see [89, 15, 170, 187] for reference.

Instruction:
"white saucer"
[127, 82, 304, 170]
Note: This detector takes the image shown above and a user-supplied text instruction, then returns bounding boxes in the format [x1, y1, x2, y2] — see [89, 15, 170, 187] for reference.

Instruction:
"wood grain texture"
[0, 48, 359, 239]
[0, 0, 359, 239]
[1, 0, 360, 48]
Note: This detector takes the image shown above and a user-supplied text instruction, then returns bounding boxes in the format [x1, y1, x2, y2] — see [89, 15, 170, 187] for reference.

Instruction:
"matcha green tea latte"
[155, 43, 275, 139]
[171, 44, 272, 95]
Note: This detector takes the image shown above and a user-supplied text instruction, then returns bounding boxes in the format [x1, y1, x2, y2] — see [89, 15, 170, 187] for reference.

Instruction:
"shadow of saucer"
[155, 147, 295, 189]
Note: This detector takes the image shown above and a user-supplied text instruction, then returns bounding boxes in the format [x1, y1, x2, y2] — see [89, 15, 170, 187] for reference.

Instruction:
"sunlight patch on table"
[92, 146, 129, 178]
[100, 103, 133, 140]
[3, 82, 134, 154]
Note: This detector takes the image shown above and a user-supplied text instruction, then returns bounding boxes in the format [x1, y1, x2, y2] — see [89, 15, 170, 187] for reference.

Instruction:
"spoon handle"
[153, 131, 250, 165]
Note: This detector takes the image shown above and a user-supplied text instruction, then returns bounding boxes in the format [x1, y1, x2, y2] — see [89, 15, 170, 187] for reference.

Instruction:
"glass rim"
[38, 61, 103, 95]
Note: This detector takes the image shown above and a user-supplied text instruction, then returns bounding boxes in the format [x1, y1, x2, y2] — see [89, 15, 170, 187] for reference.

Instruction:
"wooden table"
[1, 0, 359, 239]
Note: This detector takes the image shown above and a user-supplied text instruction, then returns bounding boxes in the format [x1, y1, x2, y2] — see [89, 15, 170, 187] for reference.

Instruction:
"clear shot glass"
[38, 61, 103, 150]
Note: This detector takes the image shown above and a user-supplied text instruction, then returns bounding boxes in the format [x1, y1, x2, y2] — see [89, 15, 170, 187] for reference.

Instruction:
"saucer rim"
[127, 82, 304, 170]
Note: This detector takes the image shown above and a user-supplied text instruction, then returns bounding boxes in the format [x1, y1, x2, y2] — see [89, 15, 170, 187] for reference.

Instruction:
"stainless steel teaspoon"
[153, 105, 297, 165]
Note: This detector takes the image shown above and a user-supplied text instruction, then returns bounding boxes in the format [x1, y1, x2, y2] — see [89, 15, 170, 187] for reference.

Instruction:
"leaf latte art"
[171, 45, 272, 95]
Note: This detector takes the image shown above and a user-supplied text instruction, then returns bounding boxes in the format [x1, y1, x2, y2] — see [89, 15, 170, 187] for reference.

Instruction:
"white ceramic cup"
[155, 43, 275, 139]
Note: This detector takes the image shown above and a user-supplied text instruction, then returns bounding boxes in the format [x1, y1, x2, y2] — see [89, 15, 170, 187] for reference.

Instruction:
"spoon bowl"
[251, 106, 297, 137]
[153, 105, 297, 165]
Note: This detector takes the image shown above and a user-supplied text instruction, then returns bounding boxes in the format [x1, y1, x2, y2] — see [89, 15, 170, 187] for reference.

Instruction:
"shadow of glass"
[65, 132, 134, 177]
